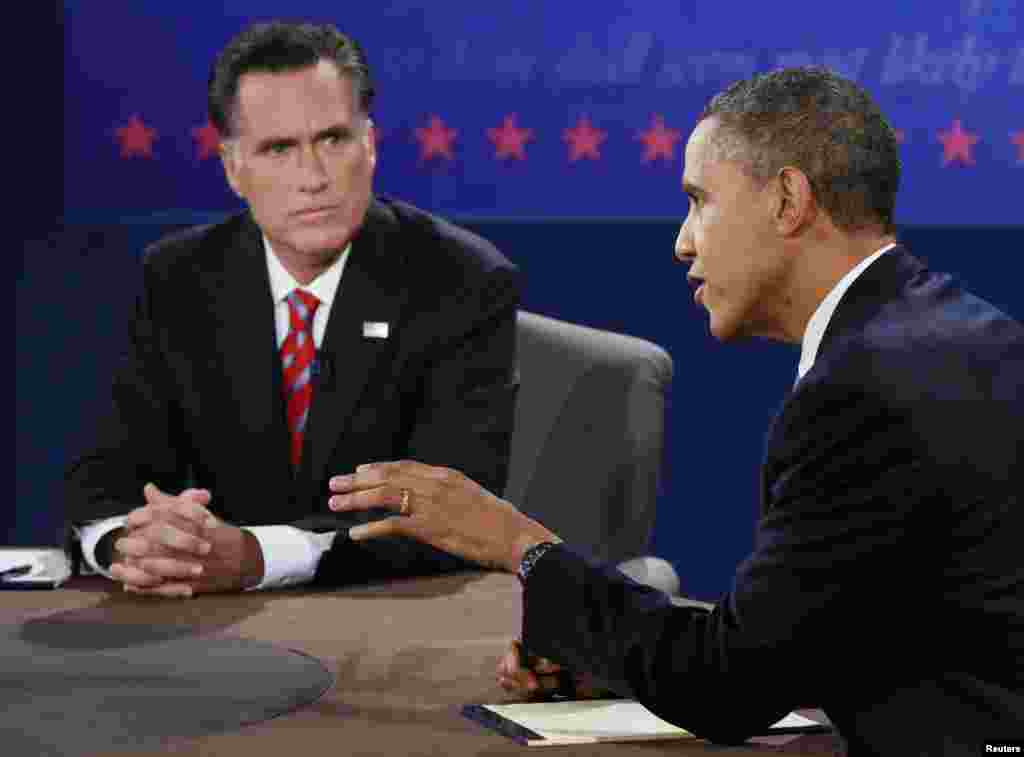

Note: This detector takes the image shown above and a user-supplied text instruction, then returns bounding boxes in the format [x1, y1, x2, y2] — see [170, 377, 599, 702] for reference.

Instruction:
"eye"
[263, 142, 292, 156]
[320, 129, 354, 147]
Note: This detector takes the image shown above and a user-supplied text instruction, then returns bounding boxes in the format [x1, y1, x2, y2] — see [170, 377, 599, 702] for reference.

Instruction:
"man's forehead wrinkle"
[235, 96, 350, 144]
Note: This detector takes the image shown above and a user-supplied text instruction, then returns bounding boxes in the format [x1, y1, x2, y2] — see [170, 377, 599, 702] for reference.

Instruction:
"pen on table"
[0, 564, 33, 580]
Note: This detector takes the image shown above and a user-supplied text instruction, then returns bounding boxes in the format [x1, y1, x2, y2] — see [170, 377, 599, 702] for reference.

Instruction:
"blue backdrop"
[65, 0, 1022, 223]
[23, 2, 1022, 598]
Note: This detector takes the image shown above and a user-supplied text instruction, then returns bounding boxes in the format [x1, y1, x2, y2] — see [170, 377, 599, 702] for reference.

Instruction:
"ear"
[219, 142, 244, 198]
[364, 118, 378, 170]
[774, 166, 815, 236]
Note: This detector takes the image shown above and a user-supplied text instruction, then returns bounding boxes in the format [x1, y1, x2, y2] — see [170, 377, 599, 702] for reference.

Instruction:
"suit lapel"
[216, 215, 293, 511]
[301, 201, 409, 490]
[815, 246, 924, 359]
[759, 245, 925, 516]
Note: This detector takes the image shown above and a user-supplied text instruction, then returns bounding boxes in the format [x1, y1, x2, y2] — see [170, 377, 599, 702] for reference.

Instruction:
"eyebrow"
[252, 124, 355, 153]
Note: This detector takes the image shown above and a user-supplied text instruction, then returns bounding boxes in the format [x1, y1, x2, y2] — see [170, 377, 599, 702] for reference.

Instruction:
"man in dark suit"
[324, 67, 1023, 753]
[65, 22, 519, 597]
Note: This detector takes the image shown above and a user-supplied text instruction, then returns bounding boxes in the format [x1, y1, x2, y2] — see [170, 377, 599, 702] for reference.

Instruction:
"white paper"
[0, 548, 71, 586]
[482, 699, 823, 746]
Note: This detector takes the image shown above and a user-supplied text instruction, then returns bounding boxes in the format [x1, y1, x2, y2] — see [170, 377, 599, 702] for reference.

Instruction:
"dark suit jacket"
[65, 196, 520, 585]
[521, 247, 1023, 754]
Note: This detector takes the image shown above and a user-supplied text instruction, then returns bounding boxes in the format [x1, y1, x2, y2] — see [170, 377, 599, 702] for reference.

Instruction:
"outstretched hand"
[328, 460, 560, 573]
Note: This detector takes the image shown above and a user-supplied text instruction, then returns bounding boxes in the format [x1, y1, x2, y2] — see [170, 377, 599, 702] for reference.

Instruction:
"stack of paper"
[463, 699, 829, 746]
[0, 548, 72, 589]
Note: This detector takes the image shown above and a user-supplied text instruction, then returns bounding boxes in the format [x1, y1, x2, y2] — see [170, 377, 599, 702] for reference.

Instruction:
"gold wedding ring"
[399, 488, 412, 516]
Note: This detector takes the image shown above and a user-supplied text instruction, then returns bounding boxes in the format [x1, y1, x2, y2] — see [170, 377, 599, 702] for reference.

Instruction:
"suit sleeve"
[313, 261, 521, 585]
[520, 373, 930, 744]
[64, 254, 190, 524]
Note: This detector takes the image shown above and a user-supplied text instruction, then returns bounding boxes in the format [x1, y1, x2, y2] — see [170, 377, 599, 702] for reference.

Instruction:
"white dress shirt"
[795, 242, 896, 383]
[79, 238, 352, 590]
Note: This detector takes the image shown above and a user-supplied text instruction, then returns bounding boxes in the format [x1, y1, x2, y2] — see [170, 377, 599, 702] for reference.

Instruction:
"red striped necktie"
[281, 289, 321, 468]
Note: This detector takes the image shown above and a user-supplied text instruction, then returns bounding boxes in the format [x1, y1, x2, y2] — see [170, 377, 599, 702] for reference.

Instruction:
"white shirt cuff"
[242, 526, 338, 590]
[77, 516, 128, 580]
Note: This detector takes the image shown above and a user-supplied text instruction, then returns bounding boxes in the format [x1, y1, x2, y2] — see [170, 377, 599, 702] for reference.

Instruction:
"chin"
[707, 312, 742, 343]
[291, 225, 356, 256]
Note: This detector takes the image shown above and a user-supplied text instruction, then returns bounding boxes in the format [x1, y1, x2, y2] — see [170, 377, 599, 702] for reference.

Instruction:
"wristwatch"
[517, 541, 560, 584]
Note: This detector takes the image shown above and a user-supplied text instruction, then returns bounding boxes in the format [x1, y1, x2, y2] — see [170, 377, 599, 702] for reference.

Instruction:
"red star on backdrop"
[487, 115, 533, 160]
[894, 129, 905, 144]
[192, 121, 221, 160]
[636, 115, 682, 164]
[937, 119, 979, 166]
[115, 115, 158, 158]
[563, 117, 607, 162]
[414, 115, 457, 161]
[1012, 131, 1024, 162]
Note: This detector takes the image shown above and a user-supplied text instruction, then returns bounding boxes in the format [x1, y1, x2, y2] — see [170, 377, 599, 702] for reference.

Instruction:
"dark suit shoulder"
[807, 265, 1024, 477]
[819, 264, 1023, 397]
[141, 212, 256, 282]
[370, 196, 517, 281]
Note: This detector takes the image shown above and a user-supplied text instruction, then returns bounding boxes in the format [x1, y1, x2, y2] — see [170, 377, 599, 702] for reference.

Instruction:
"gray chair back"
[504, 311, 673, 565]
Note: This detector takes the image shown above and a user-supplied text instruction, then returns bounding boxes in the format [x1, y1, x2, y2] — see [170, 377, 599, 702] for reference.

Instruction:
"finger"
[126, 509, 207, 544]
[498, 670, 540, 694]
[114, 534, 155, 558]
[110, 561, 165, 588]
[143, 481, 170, 505]
[358, 460, 455, 481]
[170, 494, 217, 528]
[328, 461, 450, 493]
[508, 640, 561, 674]
[152, 521, 212, 555]
[329, 485, 409, 513]
[498, 646, 521, 677]
[533, 658, 562, 675]
[135, 556, 204, 580]
[124, 506, 156, 531]
[125, 582, 193, 599]
[180, 488, 212, 506]
[144, 483, 216, 528]
[498, 673, 535, 695]
[347, 517, 407, 542]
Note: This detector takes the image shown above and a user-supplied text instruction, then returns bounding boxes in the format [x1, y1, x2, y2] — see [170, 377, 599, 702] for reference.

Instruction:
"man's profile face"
[675, 117, 789, 342]
[221, 60, 377, 267]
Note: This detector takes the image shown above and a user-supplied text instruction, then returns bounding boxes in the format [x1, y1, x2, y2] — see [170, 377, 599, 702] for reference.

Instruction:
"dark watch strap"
[517, 541, 559, 584]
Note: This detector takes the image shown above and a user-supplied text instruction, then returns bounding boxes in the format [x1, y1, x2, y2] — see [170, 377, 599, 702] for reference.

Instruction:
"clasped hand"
[109, 483, 261, 598]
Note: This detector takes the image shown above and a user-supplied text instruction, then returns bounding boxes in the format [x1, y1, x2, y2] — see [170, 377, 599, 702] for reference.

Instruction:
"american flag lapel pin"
[362, 321, 390, 339]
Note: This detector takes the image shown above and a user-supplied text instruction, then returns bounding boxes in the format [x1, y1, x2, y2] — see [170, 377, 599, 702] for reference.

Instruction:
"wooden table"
[0, 573, 842, 756]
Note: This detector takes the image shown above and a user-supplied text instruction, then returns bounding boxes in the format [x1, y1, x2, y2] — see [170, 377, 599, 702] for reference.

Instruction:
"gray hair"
[700, 66, 900, 234]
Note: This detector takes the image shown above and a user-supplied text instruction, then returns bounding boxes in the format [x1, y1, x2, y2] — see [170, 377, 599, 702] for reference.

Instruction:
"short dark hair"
[699, 66, 900, 234]
[208, 21, 375, 138]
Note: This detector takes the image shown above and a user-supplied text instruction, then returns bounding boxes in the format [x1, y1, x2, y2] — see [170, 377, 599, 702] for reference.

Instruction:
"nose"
[297, 144, 329, 193]
[674, 221, 696, 267]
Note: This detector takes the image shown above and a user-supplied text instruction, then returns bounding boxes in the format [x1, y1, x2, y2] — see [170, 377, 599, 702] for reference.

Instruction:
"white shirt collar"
[796, 242, 897, 382]
[263, 237, 350, 308]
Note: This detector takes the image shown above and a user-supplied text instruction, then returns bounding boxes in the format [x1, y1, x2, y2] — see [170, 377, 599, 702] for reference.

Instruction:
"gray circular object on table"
[0, 621, 334, 756]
